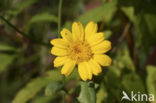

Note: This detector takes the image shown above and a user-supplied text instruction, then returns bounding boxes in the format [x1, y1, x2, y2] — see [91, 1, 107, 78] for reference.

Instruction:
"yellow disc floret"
[68, 41, 93, 63]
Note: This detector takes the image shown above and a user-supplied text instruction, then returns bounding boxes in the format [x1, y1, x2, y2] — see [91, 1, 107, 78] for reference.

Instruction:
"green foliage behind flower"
[0, 0, 156, 103]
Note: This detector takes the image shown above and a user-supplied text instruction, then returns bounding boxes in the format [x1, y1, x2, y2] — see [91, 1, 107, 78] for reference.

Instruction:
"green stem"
[0, 16, 50, 47]
[62, 75, 65, 103]
[58, 0, 63, 37]
[57, 0, 64, 102]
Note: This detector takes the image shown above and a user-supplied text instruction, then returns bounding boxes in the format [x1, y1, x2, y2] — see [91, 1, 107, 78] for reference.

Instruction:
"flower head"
[51, 21, 112, 81]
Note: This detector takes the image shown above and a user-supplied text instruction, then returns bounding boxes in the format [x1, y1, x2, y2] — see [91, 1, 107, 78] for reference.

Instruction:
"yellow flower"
[51, 21, 112, 81]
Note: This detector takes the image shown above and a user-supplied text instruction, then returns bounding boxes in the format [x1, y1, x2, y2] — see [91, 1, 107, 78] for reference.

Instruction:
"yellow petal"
[60, 28, 72, 42]
[85, 21, 97, 39]
[88, 59, 102, 75]
[91, 40, 111, 54]
[85, 62, 92, 80]
[61, 59, 76, 76]
[72, 22, 84, 41]
[78, 62, 92, 81]
[78, 62, 87, 81]
[50, 38, 69, 49]
[53, 56, 68, 67]
[93, 54, 112, 66]
[51, 47, 68, 56]
[87, 32, 104, 46]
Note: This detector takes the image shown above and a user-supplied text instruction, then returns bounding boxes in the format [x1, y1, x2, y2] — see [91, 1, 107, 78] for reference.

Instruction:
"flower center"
[68, 41, 93, 63]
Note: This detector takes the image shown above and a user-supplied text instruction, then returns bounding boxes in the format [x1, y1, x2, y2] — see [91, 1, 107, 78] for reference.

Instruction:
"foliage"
[146, 66, 156, 99]
[77, 1, 117, 25]
[0, 43, 17, 72]
[78, 81, 97, 103]
[12, 70, 62, 103]
[0, 0, 156, 103]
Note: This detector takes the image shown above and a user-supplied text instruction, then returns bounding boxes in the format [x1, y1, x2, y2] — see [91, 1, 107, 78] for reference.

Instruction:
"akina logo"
[121, 91, 155, 102]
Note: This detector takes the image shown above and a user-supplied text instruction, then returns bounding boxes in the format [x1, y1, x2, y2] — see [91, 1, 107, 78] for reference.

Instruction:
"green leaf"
[120, 0, 156, 51]
[121, 72, 146, 103]
[121, 6, 135, 22]
[122, 72, 145, 93]
[0, 42, 16, 51]
[63, 21, 72, 31]
[96, 84, 107, 103]
[12, 70, 62, 103]
[101, 0, 107, 4]
[26, 13, 58, 33]
[45, 82, 63, 96]
[12, 77, 50, 103]
[104, 68, 122, 103]
[77, 81, 96, 103]
[116, 45, 135, 71]
[0, 43, 17, 72]
[7, 0, 38, 17]
[146, 65, 156, 98]
[0, 54, 16, 72]
[66, 67, 80, 81]
[31, 95, 55, 103]
[134, 13, 156, 51]
[77, 1, 117, 25]
[103, 30, 112, 39]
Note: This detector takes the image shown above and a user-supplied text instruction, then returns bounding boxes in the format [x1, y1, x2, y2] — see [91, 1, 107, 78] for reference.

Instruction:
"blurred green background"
[0, 0, 156, 103]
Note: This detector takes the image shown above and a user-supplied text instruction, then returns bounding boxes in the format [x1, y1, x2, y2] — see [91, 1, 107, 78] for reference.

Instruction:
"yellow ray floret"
[51, 21, 112, 81]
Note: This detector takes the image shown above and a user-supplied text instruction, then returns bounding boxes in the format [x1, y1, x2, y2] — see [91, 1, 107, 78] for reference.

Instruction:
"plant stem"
[0, 16, 50, 47]
[62, 75, 65, 103]
[58, 0, 65, 102]
[0, 16, 28, 38]
[58, 0, 63, 37]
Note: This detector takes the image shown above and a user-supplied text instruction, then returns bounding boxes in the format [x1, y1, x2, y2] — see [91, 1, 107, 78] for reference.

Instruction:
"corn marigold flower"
[51, 21, 112, 81]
